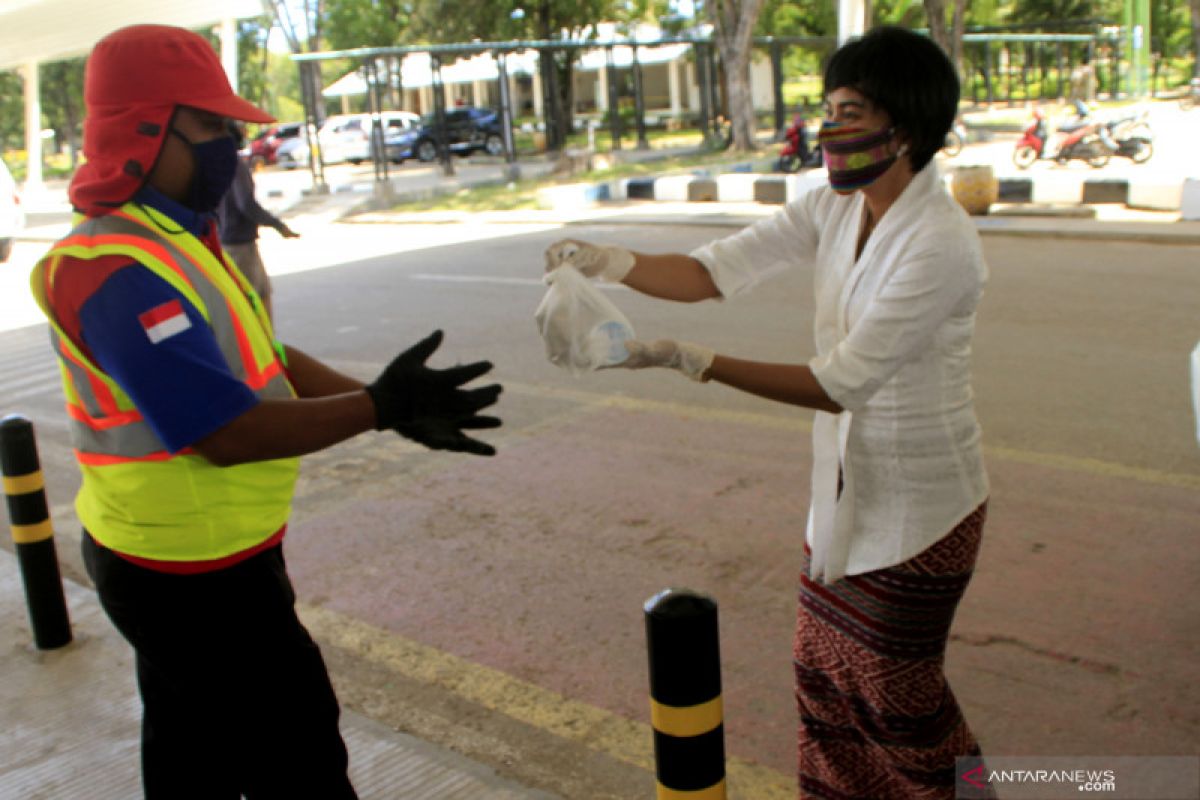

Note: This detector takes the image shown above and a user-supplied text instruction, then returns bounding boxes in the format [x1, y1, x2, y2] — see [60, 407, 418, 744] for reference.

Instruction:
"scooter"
[1012, 103, 1115, 169]
[775, 114, 821, 172]
[1101, 109, 1153, 163]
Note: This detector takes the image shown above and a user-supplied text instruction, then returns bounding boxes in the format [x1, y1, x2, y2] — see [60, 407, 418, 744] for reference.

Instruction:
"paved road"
[2, 216, 1196, 797]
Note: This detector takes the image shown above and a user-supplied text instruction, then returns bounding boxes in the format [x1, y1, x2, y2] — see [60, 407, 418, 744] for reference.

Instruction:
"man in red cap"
[31, 24, 502, 799]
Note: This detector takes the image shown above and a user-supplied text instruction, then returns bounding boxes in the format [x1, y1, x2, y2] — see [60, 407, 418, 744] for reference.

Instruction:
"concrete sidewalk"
[344, 198, 1200, 245]
[0, 548, 559, 800]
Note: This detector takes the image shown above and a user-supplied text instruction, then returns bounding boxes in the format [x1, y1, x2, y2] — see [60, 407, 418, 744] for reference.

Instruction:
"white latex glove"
[619, 339, 715, 383]
[544, 239, 636, 283]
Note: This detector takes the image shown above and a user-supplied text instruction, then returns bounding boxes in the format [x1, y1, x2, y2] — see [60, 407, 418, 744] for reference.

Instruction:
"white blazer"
[691, 166, 990, 582]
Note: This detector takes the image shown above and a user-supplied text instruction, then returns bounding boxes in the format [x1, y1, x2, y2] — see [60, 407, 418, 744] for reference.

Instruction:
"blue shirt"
[72, 187, 260, 452]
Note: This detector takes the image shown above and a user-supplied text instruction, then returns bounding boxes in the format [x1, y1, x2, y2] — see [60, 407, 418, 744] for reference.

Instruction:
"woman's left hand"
[615, 339, 715, 382]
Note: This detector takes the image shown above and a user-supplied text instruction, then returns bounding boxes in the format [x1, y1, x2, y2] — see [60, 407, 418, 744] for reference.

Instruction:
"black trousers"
[83, 533, 357, 800]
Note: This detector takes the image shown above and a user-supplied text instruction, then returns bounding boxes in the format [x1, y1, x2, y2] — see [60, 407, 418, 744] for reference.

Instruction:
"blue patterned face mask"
[171, 129, 239, 212]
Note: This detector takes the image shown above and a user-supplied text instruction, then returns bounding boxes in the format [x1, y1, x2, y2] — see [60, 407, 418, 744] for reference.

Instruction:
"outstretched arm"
[706, 355, 842, 414]
[193, 392, 375, 467]
[544, 239, 720, 302]
[622, 252, 722, 303]
[618, 340, 841, 414]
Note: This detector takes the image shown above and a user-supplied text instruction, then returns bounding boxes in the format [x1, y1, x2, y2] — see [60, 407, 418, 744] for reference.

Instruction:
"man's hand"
[617, 339, 715, 383]
[544, 239, 635, 283]
[276, 223, 300, 239]
[365, 330, 502, 455]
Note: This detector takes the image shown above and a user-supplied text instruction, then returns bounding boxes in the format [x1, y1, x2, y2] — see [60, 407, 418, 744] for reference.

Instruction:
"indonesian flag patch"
[138, 299, 192, 344]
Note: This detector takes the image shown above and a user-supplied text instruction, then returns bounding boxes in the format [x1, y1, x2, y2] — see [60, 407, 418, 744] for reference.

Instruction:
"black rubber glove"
[365, 330, 502, 456]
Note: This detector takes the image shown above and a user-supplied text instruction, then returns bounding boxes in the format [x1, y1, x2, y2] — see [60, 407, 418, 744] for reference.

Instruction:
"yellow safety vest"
[31, 202, 299, 562]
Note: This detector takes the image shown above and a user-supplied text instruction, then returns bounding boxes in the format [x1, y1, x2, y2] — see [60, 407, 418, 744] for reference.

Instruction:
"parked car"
[319, 111, 419, 165]
[373, 115, 422, 164]
[246, 122, 303, 169]
[0, 156, 24, 263]
[274, 135, 310, 170]
[412, 107, 506, 163]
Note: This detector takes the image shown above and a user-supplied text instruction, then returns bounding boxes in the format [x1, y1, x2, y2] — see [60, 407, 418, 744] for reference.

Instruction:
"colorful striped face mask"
[817, 122, 898, 194]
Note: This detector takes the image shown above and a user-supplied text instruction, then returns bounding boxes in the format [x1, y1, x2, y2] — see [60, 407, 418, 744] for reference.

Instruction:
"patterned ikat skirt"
[794, 502, 991, 800]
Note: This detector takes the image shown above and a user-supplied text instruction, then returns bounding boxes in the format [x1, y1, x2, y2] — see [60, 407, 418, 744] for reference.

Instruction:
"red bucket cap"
[71, 24, 276, 216]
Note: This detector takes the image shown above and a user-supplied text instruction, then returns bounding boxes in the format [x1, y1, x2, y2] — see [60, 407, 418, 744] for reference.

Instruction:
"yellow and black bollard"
[1, 415, 72, 650]
[644, 588, 726, 799]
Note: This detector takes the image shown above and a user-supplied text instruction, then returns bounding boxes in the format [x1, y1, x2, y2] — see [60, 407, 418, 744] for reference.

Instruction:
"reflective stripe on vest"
[30, 202, 299, 562]
[34, 205, 293, 459]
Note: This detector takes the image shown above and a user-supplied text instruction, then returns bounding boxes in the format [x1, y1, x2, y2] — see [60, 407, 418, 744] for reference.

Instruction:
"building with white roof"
[321, 22, 777, 126]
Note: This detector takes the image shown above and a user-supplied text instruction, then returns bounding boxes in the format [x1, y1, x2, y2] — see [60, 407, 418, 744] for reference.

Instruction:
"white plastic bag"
[534, 265, 635, 376]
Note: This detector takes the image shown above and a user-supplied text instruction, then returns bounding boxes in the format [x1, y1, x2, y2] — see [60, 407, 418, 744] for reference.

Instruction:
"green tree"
[236, 18, 273, 110]
[0, 70, 23, 153]
[756, 0, 833, 36]
[201, 19, 273, 111]
[923, 0, 968, 75]
[324, 0, 410, 49]
[701, 0, 768, 151]
[1191, 0, 1200, 78]
[39, 58, 85, 168]
[1150, 0, 1192, 89]
[1010, 0, 1120, 25]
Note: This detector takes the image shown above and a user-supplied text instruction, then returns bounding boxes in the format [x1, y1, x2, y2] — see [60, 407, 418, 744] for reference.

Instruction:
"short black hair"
[823, 26, 959, 172]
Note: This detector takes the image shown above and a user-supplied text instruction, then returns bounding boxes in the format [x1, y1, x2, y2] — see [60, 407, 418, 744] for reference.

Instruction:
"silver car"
[0, 157, 24, 262]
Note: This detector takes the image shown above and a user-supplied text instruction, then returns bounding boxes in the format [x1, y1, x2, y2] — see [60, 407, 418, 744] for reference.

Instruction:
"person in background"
[544, 26, 992, 799]
[31, 24, 501, 799]
[218, 121, 297, 320]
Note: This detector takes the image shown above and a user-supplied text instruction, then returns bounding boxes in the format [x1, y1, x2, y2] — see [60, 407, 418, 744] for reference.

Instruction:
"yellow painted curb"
[298, 603, 793, 800]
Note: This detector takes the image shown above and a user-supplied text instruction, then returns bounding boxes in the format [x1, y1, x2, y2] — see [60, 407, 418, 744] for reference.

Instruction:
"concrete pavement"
[0, 546, 560, 799]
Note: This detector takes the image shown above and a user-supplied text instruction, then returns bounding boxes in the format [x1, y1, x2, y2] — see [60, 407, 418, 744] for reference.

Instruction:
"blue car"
[377, 125, 421, 164]
[412, 107, 506, 162]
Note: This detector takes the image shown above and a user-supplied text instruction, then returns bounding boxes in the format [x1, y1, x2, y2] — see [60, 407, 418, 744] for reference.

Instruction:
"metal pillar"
[539, 48, 562, 152]
[632, 45, 648, 150]
[606, 46, 622, 151]
[983, 41, 994, 105]
[299, 60, 327, 192]
[707, 46, 722, 123]
[1111, 37, 1121, 99]
[696, 43, 712, 142]
[1056, 43, 1065, 98]
[1021, 43, 1031, 101]
[496, 52, 520, 180]
[365, 59, 389, 184]
[770, 40, 785, 139]
[431, 53, 454, 176]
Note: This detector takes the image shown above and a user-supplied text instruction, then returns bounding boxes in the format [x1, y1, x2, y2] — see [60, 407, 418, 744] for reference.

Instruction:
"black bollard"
[644, 588, 726, 799]
[1, 415, 72, 649]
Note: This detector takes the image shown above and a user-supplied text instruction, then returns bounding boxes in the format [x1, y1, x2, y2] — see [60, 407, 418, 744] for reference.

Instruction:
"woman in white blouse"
[545, 26, 992, 800]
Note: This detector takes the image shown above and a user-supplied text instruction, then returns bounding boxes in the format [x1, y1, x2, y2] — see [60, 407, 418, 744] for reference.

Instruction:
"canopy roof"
[323, 51, 541, 98]
[0, 0, 262, 70]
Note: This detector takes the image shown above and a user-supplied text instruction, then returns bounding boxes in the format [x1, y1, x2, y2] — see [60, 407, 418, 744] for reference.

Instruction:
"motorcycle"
[775, 114, 821, 172]
[942, 118, 968, 156]
[1101, 109, 1153, 163]
[1012, 102, 1115, 169]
